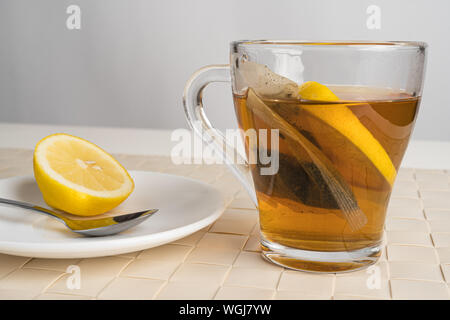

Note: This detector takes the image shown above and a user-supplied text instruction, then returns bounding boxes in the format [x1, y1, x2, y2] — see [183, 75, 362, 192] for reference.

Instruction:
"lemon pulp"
[33, 133, 134, 216]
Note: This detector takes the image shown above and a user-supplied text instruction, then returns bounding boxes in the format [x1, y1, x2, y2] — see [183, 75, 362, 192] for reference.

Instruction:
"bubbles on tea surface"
[236, 60, 299, 99]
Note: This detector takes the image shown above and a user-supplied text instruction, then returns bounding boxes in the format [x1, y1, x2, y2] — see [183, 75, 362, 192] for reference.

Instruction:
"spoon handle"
[0, 197, 64, 221]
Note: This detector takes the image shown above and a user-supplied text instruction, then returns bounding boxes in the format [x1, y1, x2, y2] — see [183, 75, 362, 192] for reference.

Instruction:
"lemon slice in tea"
[298, 81, 396, 187]
[33, 133, 134, 216]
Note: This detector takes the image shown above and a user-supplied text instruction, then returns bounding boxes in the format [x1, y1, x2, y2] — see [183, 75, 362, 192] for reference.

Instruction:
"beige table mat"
[0, 148, 449, 300]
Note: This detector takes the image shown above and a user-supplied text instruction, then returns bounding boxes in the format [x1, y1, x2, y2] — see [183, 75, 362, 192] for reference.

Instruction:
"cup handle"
[183, 64, 257, 206]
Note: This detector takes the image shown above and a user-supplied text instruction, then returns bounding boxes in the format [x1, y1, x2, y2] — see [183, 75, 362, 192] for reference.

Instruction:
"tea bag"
[236, 60, 299, 99]
[246, 88, 367, 231]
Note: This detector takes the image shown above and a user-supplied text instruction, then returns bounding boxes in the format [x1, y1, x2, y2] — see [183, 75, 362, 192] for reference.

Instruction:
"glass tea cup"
[183, 41, 427, 272]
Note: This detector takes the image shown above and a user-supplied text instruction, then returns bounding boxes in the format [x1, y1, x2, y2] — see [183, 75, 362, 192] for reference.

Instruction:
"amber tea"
[233, 85, 419, 271]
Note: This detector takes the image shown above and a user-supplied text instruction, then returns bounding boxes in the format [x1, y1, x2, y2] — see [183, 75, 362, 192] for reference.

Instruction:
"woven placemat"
[0, 148, 448, 300]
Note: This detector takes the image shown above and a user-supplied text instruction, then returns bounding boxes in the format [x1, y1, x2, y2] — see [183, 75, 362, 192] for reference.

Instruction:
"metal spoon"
[0, 197, 158, 237]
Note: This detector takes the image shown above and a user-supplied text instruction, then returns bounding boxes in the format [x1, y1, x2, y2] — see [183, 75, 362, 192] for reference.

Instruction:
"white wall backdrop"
[0, 0, 449, 141]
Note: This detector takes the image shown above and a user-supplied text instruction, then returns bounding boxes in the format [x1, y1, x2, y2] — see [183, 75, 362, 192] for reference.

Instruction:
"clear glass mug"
[183, 41, 427, 272]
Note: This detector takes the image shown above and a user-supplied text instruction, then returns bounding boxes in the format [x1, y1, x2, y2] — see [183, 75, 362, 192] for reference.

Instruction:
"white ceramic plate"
[0, 171, 225, 258]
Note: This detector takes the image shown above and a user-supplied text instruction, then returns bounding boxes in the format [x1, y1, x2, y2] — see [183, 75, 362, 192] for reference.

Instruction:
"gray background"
[0, 0, 449, 141]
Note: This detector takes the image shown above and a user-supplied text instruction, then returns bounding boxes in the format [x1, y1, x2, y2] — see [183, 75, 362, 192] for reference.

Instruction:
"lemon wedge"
[298, 81, 396, 186]
[33, 133, 134, 216]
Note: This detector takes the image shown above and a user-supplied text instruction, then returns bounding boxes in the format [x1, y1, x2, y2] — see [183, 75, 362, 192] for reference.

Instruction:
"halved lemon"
[33, 133, 134, 216]
[298, 81, 396, 186]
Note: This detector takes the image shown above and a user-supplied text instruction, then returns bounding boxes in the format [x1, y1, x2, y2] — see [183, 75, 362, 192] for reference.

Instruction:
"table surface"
[0, 123, 449, 300]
